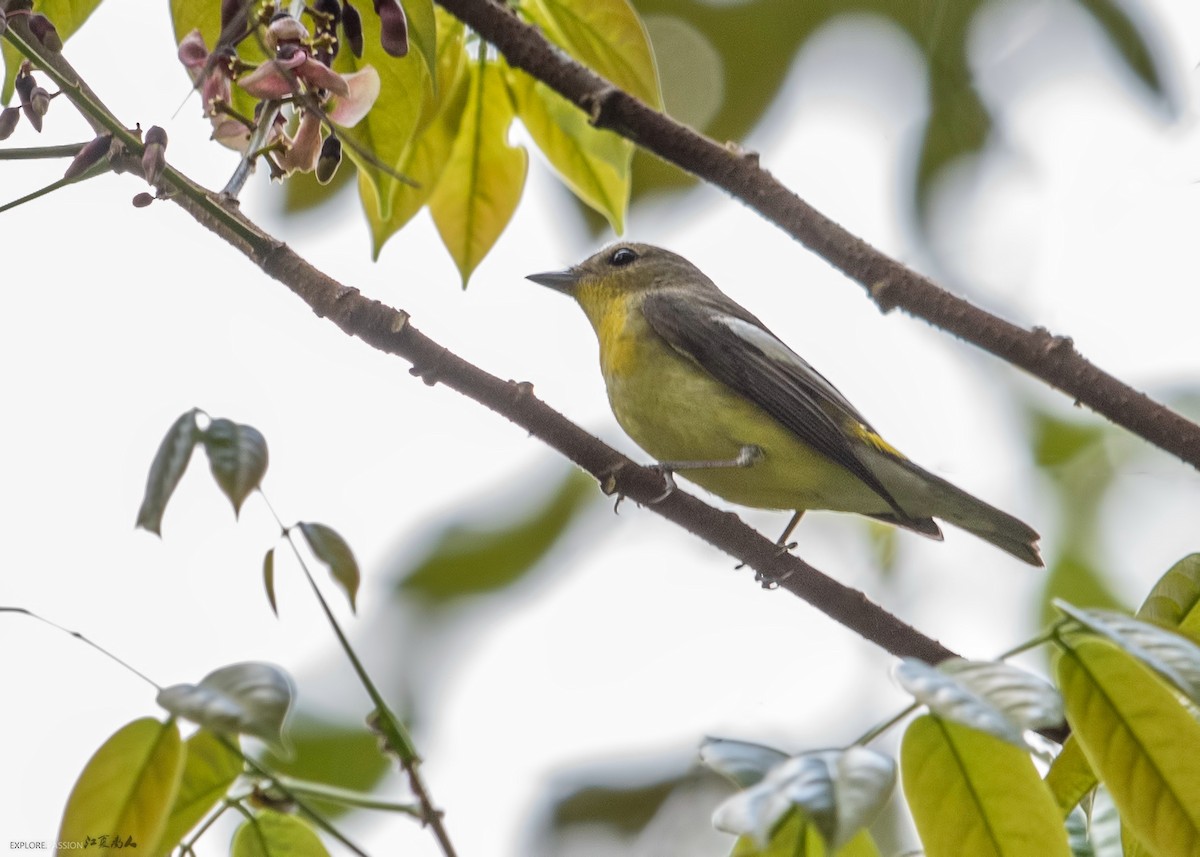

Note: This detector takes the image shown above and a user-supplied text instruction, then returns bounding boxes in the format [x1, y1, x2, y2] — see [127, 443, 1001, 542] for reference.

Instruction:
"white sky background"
[2, 0, 1200, 853]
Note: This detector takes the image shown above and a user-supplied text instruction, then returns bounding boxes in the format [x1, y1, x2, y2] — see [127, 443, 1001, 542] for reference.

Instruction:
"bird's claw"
[647, 465, 678, 504]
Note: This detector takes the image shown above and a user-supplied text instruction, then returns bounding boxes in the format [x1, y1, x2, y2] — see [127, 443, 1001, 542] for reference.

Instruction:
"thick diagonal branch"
[434, 0, 1200, 472]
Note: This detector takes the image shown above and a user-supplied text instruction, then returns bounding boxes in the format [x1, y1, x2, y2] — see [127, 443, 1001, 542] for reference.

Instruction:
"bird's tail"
[873, 457, 1043, 567]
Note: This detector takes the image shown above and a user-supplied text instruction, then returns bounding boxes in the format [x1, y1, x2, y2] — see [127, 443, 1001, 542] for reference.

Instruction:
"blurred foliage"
[1029, 406, 1132, 628]
[525, 763, 734, 855]
[625, 0, 1171, 212]
[396, 467, 596, 604]
[260, 714, 393, 817]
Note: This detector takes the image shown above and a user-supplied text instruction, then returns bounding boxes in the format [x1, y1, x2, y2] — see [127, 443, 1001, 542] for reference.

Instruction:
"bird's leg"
[774, 509, 804, 549]
[657, 444, 764, 474]
[648, 445, 763, 504]
[752, 510, 804, 587]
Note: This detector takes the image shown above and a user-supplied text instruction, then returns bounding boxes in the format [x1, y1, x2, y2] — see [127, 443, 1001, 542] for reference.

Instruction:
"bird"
[527, 242, 1042, 567]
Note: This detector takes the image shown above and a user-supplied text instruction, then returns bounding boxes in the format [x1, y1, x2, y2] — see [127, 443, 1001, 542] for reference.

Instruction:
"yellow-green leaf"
[57, 717, 185, 856]
[1121, 822, 1154, 857]
[2, 0, 104, 103]
[900, 714, 1069, 857]
[231, 810, 330, 857]
[1043, 736, 1096, 818]
[508, 65, 631, 232]
[1138, 553, 1200, 641]
[401, 0, 437, 94]
[730, 813, 880, 857]
[334, 2, 432, 225]
[524, 0, 661, 109]
[157, 729, 242, 854]
[365, 8, 468, 256]
[1057, 638, 1200, 856]
[428, 56, 528, 285]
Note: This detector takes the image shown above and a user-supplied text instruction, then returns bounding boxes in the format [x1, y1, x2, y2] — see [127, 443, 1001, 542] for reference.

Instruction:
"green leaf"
[57, 717, 185, 856]
[136, 409, 201, 536]
[157, 728, 243, 853]
[298, 522, 360, 613]
[1137, 553, 1200, 640]
[1057, 638, 1200, 854]
[2, 0, 105, 103]
[231, 810, 330, 857]
[523, 0, 661, 109]
[508, 65, 631, 232]
[334, 0, 432, 226]
[894, 658, 1063, 747]
[428, 55, 528, 285]
[365, 7, 467, 256]
[1043, 737, 1096, 818]
[157, 662, 293, 752]
[264, 548, 278, 617]
[901, 714, 1070, 857]
[397, 468, 595, 603]
[202, 418, 268, 517]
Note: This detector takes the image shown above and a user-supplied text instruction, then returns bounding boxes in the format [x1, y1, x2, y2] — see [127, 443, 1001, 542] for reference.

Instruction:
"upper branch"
[434, 0, 1200, 472]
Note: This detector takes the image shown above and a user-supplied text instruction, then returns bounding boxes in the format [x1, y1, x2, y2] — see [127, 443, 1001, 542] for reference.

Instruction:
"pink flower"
[326, 68, 380, 128]
[280, 111, 323, 174]
[239, 47, 351, 100]
[178, 29, 232, 119]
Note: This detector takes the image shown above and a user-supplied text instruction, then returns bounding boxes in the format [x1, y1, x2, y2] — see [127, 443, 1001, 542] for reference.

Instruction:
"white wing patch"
[712, 315, 863, 418]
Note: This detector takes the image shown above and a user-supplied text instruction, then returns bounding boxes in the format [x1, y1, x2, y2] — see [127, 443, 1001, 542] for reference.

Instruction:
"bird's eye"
[609, 247, 638, 267]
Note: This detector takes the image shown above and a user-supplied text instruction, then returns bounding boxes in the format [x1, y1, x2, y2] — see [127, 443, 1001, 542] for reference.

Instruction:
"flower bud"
[316, 135, 342, 185]
[63, 134, 112, 181]
[16, 73, 42, 132]
[313, 0, 341, 65]
[30, 87, 50, 116]
[132, 192, 156, 208]
[341, 0, 364, 58]
[265, 12, 308, 53]
[374, 0, 407, 57]
[0, 106, 18, 140]
[142, 125, 168, 185]
[314, 0, 341, 26]
[28, 14, 62, 51]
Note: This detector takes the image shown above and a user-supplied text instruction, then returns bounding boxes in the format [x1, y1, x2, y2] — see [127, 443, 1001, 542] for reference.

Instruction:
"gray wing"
[640, 290, 910, 519]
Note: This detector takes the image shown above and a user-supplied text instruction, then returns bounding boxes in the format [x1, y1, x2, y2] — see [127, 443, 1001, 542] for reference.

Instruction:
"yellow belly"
[596, 308, 888, 515]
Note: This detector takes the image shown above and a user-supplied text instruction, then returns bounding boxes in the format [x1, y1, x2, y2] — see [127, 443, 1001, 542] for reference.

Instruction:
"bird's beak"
[526, 268, 580, 294]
